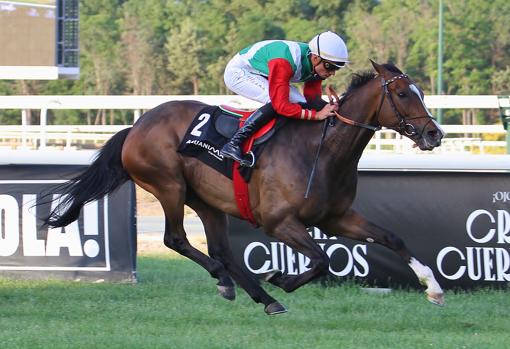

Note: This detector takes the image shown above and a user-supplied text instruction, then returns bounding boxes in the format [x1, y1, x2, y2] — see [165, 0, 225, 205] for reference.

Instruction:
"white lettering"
[327, 244, 353, 277]
[83, 201, 100, 258]
[495, 248, 510, 281]
[243, 239, 369, 278]
[0, 195, 19, 256]
[244, 242, 271, 273]
[0, 193, 104, 260]
[353, 244, 369, 277]
[466, 247, 482, 280]
[45, 194, 83, 256]
[286, 244, 298, 275]
[437, 246, 510, 281]
[493, 191, 510, 203]
[298, 252, 310, 273]
[497, 210, 510, 244]
[437, 247, 466, 280]
[483, 248, 495, 281]
[466, 209, 496, 243]
[22, 194, 45, 256]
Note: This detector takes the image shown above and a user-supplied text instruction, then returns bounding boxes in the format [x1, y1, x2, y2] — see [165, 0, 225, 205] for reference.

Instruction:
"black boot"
[221, 103, 275, 166]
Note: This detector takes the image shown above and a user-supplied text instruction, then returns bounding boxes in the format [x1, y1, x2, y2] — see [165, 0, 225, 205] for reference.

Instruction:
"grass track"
[0, 253, 508, 349]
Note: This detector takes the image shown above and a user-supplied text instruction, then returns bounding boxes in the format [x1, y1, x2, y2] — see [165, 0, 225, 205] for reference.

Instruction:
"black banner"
[229, 170, 510, 289]
[0, 165, 136, 282]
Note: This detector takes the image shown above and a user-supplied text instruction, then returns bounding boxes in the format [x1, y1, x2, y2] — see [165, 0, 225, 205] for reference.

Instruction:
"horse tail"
[44, 127, 132, 227]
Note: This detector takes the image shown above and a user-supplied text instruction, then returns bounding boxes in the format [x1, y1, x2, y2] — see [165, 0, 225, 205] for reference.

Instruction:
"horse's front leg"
[319, 209, 444, 306]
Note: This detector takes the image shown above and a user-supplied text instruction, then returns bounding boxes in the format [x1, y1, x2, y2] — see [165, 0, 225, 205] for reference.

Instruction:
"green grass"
[0, 254, 509, 349]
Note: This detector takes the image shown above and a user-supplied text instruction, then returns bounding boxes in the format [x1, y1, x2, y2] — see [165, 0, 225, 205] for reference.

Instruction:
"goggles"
[322, 60, 345, 71]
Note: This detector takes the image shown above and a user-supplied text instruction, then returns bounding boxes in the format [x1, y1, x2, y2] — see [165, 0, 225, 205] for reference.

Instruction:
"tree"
[120, 0, 167, 95]
[165, 18, 206, 94]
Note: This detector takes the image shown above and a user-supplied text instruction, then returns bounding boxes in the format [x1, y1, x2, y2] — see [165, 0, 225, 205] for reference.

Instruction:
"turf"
[0, 253, 508, 349]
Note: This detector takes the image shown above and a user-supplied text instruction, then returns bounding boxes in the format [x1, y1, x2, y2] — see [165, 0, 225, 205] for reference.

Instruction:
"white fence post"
[21, 109, 28, 149]
[39, 108, 47, 149]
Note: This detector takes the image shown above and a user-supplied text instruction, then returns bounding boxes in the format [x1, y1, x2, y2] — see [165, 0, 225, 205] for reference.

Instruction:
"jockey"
[221, 31, 349, 165]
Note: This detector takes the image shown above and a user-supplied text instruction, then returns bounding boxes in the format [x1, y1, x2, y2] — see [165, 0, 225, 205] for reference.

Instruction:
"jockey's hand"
[315, 103, 338, 120]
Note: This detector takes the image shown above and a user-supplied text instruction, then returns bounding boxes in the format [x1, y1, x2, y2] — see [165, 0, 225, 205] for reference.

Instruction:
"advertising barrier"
[229, 155, 510, 289]
[0, 161, 136, 282]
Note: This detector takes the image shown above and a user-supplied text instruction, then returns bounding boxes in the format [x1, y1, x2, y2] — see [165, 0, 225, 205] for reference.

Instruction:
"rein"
[327, 86, 381, 132]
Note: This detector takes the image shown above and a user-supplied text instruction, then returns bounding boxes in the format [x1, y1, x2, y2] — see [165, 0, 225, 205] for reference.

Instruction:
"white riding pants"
[223, 54, 306, 105]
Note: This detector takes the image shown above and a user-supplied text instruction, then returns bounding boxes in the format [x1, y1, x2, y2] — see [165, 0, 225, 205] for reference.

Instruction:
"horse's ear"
[370, 59, 384, 74]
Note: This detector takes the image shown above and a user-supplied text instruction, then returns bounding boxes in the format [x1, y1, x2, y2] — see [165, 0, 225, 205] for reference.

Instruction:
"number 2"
[190, 113, 211, 137]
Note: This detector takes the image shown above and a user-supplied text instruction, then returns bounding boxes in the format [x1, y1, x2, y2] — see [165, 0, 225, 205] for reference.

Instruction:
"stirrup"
[238, 151, 255, 168]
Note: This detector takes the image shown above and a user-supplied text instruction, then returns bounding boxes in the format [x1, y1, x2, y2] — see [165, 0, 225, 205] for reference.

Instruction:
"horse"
[44, 60, 445, 315]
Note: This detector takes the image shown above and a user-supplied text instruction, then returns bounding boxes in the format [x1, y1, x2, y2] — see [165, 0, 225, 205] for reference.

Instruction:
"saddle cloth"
[177, 105, 282, 181]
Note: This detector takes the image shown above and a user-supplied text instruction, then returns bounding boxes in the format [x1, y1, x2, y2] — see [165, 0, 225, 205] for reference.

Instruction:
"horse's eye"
[397, 92, 407, 98]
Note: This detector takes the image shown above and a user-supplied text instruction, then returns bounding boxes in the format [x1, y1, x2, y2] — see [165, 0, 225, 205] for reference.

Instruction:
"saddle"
[215, 105, 277, 145]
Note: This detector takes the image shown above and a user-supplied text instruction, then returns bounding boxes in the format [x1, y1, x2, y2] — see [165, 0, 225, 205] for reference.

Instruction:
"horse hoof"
[264, 302, 287, 315]
[263, 270, 283, 283]
[426, 292, 445, 306]
[217, 285, 236, 301]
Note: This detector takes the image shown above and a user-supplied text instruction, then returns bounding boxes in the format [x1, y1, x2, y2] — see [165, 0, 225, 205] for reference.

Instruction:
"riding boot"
[221, 103, 276, 165]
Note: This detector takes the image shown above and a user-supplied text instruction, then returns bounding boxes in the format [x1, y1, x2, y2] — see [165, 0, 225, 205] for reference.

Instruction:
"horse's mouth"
[413, 137, 442, 151]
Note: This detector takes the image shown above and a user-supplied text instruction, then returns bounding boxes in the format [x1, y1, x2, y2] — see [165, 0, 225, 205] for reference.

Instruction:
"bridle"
[332, 74, 435, 137]
[377, 74, 434, 137]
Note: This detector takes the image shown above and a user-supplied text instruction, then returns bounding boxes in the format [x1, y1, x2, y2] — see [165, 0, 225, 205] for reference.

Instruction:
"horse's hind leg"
[263, 216, 331, 293]
[319, 209, 444, 306]
[188, 196, 286, 315]
[157, 190, 231, 296]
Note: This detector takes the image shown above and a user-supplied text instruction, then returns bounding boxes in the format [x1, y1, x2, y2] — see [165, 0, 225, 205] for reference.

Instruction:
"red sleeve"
[267, 58, 317, 120]
[303, 79, 323, 103]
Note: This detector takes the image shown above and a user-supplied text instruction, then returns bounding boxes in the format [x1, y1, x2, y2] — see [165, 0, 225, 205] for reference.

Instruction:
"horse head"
[370, 60, 445, 151]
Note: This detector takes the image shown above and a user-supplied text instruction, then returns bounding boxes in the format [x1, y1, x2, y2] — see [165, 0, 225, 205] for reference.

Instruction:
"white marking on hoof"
[426, 291, 445, 306]
[408, 257, 445, 304]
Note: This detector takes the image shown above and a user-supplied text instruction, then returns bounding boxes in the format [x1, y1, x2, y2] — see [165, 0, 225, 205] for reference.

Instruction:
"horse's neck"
[323, 82, 380, 170]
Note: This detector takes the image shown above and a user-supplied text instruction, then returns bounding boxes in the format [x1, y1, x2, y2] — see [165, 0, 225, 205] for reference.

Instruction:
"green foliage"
[2, 0, 510, 125]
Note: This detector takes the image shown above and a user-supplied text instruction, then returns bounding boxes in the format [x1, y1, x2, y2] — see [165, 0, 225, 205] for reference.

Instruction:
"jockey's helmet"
[308, 31, 349, 68]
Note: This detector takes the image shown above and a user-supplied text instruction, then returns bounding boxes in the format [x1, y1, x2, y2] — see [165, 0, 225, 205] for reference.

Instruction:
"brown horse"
[44, 61, 445, 315]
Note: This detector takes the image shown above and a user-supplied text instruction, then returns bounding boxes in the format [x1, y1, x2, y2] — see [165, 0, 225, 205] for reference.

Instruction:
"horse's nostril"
[428, 130, 439, 139]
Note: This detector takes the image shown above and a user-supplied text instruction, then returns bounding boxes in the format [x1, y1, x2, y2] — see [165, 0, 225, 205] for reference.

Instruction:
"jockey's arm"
[267, 59, 318, 120]
[303, 79, 328, 110]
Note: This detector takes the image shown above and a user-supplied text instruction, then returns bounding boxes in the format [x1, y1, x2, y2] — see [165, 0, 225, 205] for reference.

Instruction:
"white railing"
[0, 95, 508, 153]
[0, 123, 505, 154]
[366, 125, 506, 154]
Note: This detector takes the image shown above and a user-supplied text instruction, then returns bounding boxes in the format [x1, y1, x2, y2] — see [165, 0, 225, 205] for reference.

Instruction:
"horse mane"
[342, 63, 403, 99]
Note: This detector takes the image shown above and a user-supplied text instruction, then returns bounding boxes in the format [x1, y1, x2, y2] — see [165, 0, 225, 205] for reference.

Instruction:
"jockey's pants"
[224, 54, 306, 105]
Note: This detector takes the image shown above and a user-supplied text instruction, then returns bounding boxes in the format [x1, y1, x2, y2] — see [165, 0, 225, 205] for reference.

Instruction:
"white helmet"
[308, 31, 349, 67]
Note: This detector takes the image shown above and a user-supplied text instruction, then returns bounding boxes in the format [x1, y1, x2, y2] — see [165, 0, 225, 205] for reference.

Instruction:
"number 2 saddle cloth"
[177, 104, 285, 182]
